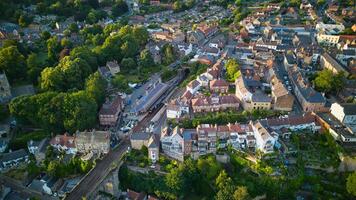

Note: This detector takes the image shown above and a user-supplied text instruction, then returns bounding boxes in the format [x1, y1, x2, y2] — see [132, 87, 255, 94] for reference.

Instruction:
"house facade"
[99, 96, 124, 126]
[0, 149, 29, 170]
[75, 130, 110, 154]
[50, 134, 77, 154]
[330, 103, 356, 132]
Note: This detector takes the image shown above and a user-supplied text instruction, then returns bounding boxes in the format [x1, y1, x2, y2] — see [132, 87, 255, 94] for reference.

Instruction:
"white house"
[166, 99, 189, 119]
[330, 103, 356, 132]
[161, 127, 185, 161]
[186, 80, 201, 95]
[252, 121, 278, 153]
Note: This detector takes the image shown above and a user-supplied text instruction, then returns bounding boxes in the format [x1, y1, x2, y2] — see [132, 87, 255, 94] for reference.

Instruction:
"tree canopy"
[225, 58, 240, 82]
[314, 69, 345, 94]
[0, 45, 26, 82]
[347, 172, 356, 196]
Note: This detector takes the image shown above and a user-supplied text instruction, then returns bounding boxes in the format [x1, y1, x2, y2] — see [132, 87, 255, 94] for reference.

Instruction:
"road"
[64, 141, 129, 200]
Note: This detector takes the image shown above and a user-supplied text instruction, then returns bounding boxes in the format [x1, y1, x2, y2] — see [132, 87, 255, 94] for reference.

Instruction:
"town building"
[209, 79, 229, 93]
[132, 80, 169, 113]
[166, 99, 190, 119]
[235, 75, 272, 111]
[106, 60, 120, 76]
[196, 124, 217, 155]
[330, 103, 356, 133]
[252, 121, 278, 153]
[161, 127, 185, 161]
[99, 96, 124, 126]
[320, 53, 350, 76]
[191, 95, 239, 113]
[130, 132, 159, 162]
[271, 81, 294, 111]
[0, 149, 29, 170]
[75, 130, 110, 154]
[27, 138, 49, 162]
[50, 134, 77, 154]
[290, 69, 326, 112]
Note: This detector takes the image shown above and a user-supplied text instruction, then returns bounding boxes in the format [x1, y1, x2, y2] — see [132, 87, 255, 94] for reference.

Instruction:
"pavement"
[64, 141, 129, 200]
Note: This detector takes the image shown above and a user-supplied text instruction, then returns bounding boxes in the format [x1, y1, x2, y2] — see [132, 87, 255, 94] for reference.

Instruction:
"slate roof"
[340, 103, 356, 115]
[99, 96, 123, 115]
[0, 149, 28, 163]
[131, 132, 150, 141]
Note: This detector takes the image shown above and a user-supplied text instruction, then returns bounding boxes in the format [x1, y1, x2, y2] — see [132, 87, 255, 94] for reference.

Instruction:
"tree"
[70, 46, 98, 71]
[120, 57, 136, 73]
[226, 58, 240, 82]
[27, 53, 47, 84]
[111, 0, 128, 17]
[317, 0, 326, 6]
[314, 69, 345, 94]
[162, 44, 176, 65]
[166, 166, 186, 195]
[132, 26, 149, 45]
[173, 1, 183, 12]
[41, 31, 51, 40]
[18, 14, 32, 27]
[347, 172, 356, 196]
[0, 46, 26, 81]
[85, 72, 107, 105]
[121, 36, 139, 58]
[139, 49, 155, 68]
[47, 36, 61, 63]
[233, 186, 249, 200]
[215, 170, 235, 200]
[47, 160, 61, 178]
[112, 74, 132, 93]
[40, 57, 92, 91]
[62, 91, 98, 132]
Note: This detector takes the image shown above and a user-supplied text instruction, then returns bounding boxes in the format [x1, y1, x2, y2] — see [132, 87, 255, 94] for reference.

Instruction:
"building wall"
[130, 140, 148, 150]
[317, 34, 339, 46]
[330, 103, 345, 122]
[273, 94, 294, 111]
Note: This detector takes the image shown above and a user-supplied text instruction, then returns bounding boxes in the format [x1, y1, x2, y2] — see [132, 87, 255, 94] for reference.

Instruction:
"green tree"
[62, 91, 98, 132]
[40, 57, 92, 91]
[139, 49, 154, 68]
[162, 44, 176, 65]
[111, 0, 128, 17]
[215, 170, 235, 200]
[314, 69, 345, 94]
[85, 72, 107, 105]
[121, 36, 139, 58]
[47, 160, 61, 178]
[173, 1, 183, 12]
[26, 53, 47, 84]
[166, 167, 185, 195]
[112, 74, 131, 93]
[70, 46, 98, 71]
[347, 172, 356, 196]
[0, 46, 26, 81]
[120, 57, 136, 73]
[47, 36, 61, 63]
[225, 58, 240, 82]
[233, 186, 249, 200]
[18, 14, 32, 27]
[132, 26, 149, 45]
